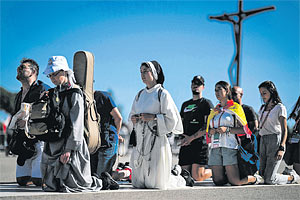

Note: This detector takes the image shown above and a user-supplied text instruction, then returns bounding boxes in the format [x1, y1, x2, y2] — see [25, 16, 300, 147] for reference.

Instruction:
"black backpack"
[235, 134, 260, 179]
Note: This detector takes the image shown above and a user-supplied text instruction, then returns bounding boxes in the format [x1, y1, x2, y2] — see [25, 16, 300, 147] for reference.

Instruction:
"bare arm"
[110, 107, 123, 143]
[276, 116, 287, 160]
[279, 116, 288, 146]
[180, 129, 206, 146]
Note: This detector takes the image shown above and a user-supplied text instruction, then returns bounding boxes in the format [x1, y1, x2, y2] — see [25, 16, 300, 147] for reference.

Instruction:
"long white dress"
[129, 84, 186, 190]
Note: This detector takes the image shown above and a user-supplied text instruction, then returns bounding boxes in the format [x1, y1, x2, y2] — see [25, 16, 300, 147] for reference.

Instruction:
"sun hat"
[43, 56, 70, 76]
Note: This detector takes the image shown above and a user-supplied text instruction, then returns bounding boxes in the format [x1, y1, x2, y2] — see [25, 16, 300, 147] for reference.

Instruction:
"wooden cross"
[209, 0, 275, 86]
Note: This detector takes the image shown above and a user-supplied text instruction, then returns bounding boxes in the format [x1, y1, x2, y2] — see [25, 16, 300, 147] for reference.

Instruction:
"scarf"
[205, 100, 252, 143]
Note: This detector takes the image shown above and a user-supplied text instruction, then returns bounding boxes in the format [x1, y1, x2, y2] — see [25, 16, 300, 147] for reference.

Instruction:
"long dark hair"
[258, 81, 282, 105]
[215, 81, 232, 100]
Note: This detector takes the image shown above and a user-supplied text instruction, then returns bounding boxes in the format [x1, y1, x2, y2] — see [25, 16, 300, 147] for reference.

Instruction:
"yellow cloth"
[205, 100, 252, 143]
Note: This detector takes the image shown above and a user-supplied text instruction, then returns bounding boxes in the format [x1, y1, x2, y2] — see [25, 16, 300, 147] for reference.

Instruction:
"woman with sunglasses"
[41, 56, 108, 192]
[257, 81, 299, 184]
[129, 61, 187, 189]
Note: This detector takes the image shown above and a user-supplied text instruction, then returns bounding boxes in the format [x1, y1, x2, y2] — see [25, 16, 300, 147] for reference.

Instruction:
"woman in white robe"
[129, 61, 186, 190]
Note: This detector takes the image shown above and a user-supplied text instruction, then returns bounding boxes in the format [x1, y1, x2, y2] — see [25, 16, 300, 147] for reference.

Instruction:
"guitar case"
[73, 51, 101, 154]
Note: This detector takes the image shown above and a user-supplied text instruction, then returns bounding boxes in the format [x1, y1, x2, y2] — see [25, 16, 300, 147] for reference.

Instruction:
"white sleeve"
[278, 104, 287, 119]
[156, 90, 183, 136]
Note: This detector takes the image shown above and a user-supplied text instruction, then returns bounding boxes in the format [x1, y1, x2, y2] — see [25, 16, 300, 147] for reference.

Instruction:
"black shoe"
[100, 172, 119, 190]
[117, 162, 125, 170]
[180, 169, 195, 187]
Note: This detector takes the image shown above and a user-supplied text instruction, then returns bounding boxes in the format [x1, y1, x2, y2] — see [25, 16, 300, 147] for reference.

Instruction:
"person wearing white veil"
[129, 60, 188, 190]
[41, 56, 116, 192]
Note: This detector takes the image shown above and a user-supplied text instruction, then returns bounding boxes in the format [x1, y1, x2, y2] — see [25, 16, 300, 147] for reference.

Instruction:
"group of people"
[9, 57, 300, 193]
[10, 56, 122, 192]
[128, 60, 300, 188]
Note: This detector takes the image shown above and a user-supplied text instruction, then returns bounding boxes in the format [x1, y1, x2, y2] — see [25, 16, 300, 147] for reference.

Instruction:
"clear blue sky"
[1, 0, 299, 123]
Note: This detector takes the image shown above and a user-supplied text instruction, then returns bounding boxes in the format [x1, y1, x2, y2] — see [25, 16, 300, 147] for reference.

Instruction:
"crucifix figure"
[209, 0, 275, 86]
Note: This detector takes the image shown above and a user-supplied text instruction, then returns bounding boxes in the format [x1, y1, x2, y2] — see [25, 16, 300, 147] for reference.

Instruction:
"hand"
[140, 113, 156, 122]
[118, 135, 124, 143]
[217, 127, 227, 134]
[131, 114, 140, 125]
[60, 151, 71, 164]
[16, 119, 26, 129]
[276, 150, 284, 161]
[209, 128, 217, 135]
[40, 91, 49, 99]
[179, 134, 192, 146]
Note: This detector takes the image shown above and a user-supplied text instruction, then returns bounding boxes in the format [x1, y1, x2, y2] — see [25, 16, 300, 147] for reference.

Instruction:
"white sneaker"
[171, 164, 182, 176]
[254, 173, 264, 184]
[290, 169, 300, 184]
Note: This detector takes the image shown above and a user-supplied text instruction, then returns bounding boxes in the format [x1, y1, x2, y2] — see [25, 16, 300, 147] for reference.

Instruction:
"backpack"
[28, 87, 101, 156]
[28, 88, 73, 142]
[235, 134, 260, 179]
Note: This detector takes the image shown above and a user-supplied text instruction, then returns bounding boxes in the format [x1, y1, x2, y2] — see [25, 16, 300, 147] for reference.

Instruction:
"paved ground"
[1, 150, 300, 200]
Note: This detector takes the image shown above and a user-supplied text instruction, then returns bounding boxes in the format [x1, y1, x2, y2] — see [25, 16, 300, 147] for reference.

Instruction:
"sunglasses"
[47, 70, 63, 78]
[191, 80, 203, 86]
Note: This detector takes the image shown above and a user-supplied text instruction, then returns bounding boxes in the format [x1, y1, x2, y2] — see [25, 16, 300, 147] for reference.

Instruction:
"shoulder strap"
[60, 88, 82, 109]
[158, 88, 163, 102]
[136, 89, 144, 102]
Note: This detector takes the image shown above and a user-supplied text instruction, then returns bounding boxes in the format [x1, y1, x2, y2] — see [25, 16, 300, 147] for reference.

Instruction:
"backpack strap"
[136, 87, 163, 102]
[60, 88, 83, 109]
[158, 88, 163, 103]
[136, 89, 144, 102]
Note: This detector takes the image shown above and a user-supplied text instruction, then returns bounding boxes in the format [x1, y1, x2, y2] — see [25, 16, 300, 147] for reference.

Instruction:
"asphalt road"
[1, 151, 300, 200]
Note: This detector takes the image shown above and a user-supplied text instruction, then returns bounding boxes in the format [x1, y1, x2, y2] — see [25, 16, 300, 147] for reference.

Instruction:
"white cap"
[43, 56, 70, 76]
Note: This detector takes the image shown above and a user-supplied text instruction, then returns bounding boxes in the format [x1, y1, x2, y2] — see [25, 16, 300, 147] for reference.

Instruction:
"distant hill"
[0, 87, 17, 115]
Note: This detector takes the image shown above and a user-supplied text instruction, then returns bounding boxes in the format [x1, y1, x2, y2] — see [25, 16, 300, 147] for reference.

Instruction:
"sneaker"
[180, 169, 195, 187]
[289, 169, 300, 184]
[282, 167, 293, 175]
[100, 172, 119, 190]
[253, 173, 264, 185]
[171, 164, 182, 176]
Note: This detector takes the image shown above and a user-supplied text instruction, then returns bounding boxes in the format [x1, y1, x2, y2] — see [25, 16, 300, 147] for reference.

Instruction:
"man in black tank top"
[179, 75, 213, 181]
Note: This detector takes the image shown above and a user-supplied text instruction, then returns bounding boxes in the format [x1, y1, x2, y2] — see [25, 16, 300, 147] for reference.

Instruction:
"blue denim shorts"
[208, 147, 238, 166]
